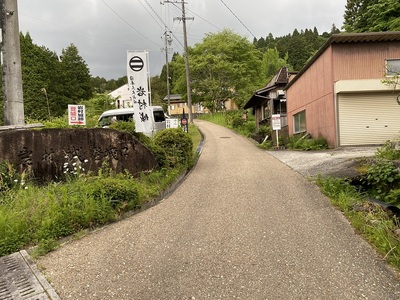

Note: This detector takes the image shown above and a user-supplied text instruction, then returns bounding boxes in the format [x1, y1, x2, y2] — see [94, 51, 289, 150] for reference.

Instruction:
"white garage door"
[338, 92, 400, 146]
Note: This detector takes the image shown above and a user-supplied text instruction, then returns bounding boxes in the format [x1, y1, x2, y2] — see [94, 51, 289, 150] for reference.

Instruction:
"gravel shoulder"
[267, 146, 379, 178]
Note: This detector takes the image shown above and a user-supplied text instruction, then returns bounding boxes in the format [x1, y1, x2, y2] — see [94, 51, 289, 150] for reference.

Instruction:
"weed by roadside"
[316, 176, 400, 268]
[0, 125, 201, 257]
[199, 112, 328, 150]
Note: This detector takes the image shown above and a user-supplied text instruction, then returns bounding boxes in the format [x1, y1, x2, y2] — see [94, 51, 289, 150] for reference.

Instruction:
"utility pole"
[162, 0, 193, 123]
[0, 0, 25, 125]
[163, 27, 172, 116]
[180, 0, 193, 123]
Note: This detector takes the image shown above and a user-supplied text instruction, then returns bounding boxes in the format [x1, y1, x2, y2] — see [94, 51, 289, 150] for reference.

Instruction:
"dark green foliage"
[172, 29, 264, 111]
[252, 126, 272, 144]
[109, 120, 136, 134]
[0, 34, 93, 123]
[19, 33, 68, 119]
[288, 134, 328, 150]
[147, 143, 168, 169]
[89, 176, 140, 210]
[154, 128, 193, 168]
[343, 0, 400, 32]
[385, 189, 400, 206]
[362, 160, 400, 199]
[375, 140, 400, 160]
[254, 27, 330, 72]
[59, 44, 93, 102]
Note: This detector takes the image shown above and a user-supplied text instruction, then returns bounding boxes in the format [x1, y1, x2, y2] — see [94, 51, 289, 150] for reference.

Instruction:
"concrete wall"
[0, 128, 158, 182]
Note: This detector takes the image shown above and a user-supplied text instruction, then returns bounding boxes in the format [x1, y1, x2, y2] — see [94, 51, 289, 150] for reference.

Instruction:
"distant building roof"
[244, 67, 293, 109]
[163, 94, 184, 101]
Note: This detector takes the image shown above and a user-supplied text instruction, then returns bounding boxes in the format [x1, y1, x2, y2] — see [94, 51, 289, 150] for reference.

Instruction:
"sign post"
[271, 114, 281, 148]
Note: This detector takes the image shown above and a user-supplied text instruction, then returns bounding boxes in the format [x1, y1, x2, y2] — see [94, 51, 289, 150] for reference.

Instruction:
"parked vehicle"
[98, 106, 166, 137]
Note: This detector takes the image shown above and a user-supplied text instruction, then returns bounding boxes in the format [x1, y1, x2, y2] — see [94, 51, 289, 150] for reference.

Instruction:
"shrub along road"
[36, 120, 400, 299]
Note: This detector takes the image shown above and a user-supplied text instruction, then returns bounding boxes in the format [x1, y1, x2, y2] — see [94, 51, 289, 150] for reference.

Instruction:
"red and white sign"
[68, 105, 86, 125]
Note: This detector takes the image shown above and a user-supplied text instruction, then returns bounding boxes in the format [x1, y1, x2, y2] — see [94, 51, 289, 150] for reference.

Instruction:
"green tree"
[90, 76, 108, 94]
[150, 75, 167, 108]
[19, 33, 67, 119]
[261, 48, 289, 80]
[343, 0, 400, 32]
[171, 29, 264, 111]
[59, 44, 93, 103]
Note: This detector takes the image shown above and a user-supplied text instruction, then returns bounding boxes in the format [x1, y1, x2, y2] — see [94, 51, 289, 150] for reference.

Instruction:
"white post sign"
[68, 104, 86, 126]
[127, 51, 152, 134]
[166, 118, 179, 129]
[271, 114, 281, 147]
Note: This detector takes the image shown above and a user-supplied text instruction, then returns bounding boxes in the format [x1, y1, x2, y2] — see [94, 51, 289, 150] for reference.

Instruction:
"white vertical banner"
[127, 51, 152, 133]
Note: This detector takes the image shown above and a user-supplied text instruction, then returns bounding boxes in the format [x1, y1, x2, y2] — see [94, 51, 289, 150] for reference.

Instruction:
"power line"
[219, 0, 256, 39]
[186, 8, 220, 31]
[99, 0, 161, 48]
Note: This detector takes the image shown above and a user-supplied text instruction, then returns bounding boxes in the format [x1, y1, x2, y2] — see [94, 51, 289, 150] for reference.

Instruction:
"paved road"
[37, 120, 400, 299]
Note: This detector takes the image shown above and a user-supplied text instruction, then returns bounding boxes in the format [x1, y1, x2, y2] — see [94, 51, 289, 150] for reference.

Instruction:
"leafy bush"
[154, 128, 193, 168]
[109, 120, 136, 134]
[88, 176, 140, 211]
[362, 160, 400, 199]
[288, 133, 328, 150]
[231, 116, 244, 128]
[385, 189, 400, 206]
[376, 140, 400, 160]
[257, 140, 273, 150]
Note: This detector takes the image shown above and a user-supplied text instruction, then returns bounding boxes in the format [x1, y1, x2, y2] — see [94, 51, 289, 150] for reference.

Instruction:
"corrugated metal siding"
[338, 93, 400, 146]
[333, 42, 400, 80]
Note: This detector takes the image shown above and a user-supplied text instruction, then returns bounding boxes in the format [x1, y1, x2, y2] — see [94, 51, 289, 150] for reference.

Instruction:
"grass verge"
[0, 125, 202, 258]
[316, 176, 400, 269]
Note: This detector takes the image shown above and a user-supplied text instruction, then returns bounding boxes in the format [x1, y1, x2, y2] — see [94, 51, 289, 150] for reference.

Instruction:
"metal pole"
[164, 28, 171, 116]
[181, 0, 193, 123]
[1, 0, 25, 125]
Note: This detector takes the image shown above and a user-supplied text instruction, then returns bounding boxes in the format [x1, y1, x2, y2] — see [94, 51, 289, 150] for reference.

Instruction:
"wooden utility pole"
[163, 27, 172, 116]
[0, 0, 25, 125]
[162, 0, 193, 122]
[180, 0, 193, 123]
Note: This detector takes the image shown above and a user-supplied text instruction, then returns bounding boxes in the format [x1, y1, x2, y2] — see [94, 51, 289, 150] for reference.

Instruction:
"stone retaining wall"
[0, 128, 157, 182]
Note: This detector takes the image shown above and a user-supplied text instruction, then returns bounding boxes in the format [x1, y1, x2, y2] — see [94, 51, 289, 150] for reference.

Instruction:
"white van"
[98, 106, 166, 137]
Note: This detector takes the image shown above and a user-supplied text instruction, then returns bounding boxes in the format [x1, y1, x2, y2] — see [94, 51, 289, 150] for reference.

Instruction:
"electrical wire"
[99, 0, 162, 48]
[219, 0, 256, 39]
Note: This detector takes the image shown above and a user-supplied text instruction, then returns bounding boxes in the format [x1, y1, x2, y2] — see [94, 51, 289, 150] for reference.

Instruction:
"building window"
[386, 59, 400, 76]
[293, 110, 306, 133]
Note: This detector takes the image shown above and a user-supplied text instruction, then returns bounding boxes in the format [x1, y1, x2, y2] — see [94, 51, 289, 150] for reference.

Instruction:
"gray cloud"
[18, 0, 347, 80]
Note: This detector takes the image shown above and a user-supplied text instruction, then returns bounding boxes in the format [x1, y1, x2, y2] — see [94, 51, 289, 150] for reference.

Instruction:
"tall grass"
[316, 176, 400, 268]
[0, 125, 202, 257]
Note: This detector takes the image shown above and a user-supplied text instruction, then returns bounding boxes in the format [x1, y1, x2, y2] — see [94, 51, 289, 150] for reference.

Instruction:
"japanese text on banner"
[126, 51, 152, 133]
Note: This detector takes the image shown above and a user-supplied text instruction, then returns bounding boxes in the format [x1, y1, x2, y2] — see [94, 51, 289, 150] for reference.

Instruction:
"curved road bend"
[37, 120, 400, 299]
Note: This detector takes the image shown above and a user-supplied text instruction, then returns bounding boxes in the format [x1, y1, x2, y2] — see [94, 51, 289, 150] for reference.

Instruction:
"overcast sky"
[18, 0, 347, 80]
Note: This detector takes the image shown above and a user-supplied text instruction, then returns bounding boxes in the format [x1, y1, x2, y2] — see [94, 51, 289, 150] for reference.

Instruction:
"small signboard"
[181, 118, 188, 133]
[68, 105, 86, 126]
[166, 118, 179, 129]
[271, 114, 281, 131]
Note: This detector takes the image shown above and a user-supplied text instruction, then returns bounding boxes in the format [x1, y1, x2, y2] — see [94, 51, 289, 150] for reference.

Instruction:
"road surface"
[36, 120, 400, 299]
